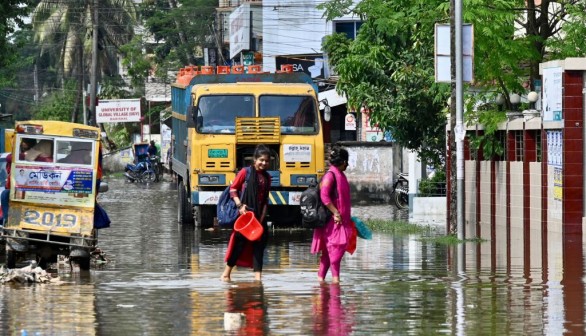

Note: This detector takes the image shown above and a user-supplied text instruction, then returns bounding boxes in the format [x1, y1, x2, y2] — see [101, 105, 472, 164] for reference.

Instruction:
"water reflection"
[0, 281, 97, 335]
[224, 283, 268, 335]
[312, 284, 354, 336]
[0, 177, 585, 334]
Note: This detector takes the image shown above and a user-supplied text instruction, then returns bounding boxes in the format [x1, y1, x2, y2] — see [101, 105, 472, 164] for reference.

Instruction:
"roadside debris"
[0, 262, 56, 284]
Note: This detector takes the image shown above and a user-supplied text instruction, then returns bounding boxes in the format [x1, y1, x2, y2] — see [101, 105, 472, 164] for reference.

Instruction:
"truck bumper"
[192, 191, 302, 205]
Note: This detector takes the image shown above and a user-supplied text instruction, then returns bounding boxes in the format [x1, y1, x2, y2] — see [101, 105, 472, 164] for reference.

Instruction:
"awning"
[318, 89, 347, 109]
[161, 106, 173, 128]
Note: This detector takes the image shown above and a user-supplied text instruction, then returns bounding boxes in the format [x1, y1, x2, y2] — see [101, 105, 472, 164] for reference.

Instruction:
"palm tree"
[32, 0, 137, 122]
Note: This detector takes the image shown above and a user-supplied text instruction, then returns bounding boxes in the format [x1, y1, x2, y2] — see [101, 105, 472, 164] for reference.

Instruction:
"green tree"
[140, 0, 218, 72]
[33, 80, 78, 121]
[0, 0, 34, 89]
[32, 0, 137, 122]
[321, 0, 450, 166]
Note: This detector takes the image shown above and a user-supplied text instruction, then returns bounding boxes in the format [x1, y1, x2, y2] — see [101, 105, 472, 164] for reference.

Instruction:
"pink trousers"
[318, 243, 346, 278]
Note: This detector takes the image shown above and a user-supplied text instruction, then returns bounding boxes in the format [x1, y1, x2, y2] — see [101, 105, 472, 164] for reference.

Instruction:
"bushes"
[418, 169, 446, 197]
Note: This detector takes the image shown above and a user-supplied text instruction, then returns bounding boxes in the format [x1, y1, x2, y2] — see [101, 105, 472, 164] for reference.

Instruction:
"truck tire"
[178, 181, 194, 224]
[194, 205, 216, 228]
[268, 205, 302, 227]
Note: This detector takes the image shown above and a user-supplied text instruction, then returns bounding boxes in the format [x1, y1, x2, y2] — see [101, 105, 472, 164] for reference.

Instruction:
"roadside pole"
[455, 0, 466, 275]
[455, 0, 464, 242]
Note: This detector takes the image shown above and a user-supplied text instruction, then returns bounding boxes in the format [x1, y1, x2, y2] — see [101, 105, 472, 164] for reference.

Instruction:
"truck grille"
[236, 117, 281, 144]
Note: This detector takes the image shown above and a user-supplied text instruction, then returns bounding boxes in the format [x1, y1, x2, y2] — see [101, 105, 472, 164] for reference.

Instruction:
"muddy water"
[0, 177, 582, 335]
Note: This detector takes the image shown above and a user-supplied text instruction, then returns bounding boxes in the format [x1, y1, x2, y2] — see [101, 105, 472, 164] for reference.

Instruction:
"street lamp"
[510, 93, 521, 110]
[523, 91, 540, 119]
[527, 91, 538, 109]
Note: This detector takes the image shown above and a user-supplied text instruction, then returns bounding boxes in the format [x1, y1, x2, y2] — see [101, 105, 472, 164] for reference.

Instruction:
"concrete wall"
[103, 147, 134, 173]
[412, 197, 446, 223]
[340, 142, 400, 204]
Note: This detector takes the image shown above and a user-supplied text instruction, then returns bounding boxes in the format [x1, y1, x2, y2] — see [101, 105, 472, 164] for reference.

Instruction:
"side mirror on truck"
[187, 105, 197, 128]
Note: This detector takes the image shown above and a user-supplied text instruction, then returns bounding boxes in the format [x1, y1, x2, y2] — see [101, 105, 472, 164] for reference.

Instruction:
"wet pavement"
[0, 176, 583, 335]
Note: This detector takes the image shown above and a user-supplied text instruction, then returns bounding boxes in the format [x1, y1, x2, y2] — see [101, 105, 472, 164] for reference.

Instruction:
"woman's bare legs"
[221, 265, 233, 281]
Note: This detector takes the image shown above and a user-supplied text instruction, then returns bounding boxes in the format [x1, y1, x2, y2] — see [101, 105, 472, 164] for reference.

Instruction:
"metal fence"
[416, 179, 447, 197]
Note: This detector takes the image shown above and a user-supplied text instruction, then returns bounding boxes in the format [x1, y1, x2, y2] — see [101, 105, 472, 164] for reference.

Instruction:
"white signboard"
[345, 113, 357, 131]
[288, 191, 301, 205]
[547, 130, 563, 167]
[283, 144, 312, 162]
[96, 99, 141, 123]
[435, 24, 474, 82]
[365, 131, 384, 142]
[142, 124, 150, 135]
[542, 67, 563, 121]
[229, 5, 251, 59]
[198, 191, 221, 204]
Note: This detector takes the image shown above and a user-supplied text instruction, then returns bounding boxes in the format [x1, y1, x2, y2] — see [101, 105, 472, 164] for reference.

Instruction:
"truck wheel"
[195, 205, 216, 228]
[178, 181, 194, 224]
[268, 205, 301, 227]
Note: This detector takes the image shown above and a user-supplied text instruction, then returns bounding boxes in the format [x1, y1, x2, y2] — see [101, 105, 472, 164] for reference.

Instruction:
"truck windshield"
[259, 95, 318, 134]
[196, 95, 254, 133]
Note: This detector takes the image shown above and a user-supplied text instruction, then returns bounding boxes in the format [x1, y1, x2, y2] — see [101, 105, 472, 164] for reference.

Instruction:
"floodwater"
[0, 177, 584, 335]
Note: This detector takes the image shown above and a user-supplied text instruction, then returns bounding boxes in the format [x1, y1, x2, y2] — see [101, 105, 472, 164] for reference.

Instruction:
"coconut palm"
[32, 0, 137, 122]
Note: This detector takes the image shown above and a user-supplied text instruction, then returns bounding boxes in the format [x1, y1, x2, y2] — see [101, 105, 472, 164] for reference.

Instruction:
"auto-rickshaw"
[1, 120, 108, 269]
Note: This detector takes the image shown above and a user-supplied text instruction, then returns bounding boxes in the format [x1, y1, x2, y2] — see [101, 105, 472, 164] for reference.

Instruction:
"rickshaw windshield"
[16, 136, 94, 166]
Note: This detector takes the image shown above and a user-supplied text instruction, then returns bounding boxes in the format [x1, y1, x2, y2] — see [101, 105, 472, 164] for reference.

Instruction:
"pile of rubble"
[0, 262, 57, 284]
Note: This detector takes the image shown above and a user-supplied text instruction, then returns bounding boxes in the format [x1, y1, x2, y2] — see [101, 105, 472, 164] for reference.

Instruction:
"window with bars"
[536, 130, 542, 162]
[514, 131, 524, 161]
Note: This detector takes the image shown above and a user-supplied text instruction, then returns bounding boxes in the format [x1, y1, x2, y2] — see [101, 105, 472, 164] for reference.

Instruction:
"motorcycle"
[124, 156, 157, 183]
[391, 172, 409, 209]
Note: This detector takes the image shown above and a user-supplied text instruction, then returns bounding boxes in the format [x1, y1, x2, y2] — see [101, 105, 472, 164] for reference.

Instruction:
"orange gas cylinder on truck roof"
[278, 64, 294, 73]
[231, 65, 244, 74]
[174, 64, 298, 85]
[216, 66, 230, 74]
[176, 66, 199, 85]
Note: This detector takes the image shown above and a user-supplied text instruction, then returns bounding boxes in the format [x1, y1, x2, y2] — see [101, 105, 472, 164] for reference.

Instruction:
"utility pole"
[33, 63, 39, 104]
[89, 0, 99, 126]
[455, 0, 464, 241]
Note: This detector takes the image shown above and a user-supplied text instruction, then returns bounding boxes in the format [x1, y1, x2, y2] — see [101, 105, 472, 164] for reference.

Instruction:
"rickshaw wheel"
[6, 250, 16, 269]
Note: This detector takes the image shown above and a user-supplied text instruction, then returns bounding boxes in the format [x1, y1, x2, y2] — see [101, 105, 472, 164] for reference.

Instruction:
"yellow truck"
[171, 65, 325, 227]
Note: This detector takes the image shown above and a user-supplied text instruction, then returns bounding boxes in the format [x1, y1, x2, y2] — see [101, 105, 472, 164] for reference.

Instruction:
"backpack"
[217, 167, 252, 227]
[300, 171, 336, 228]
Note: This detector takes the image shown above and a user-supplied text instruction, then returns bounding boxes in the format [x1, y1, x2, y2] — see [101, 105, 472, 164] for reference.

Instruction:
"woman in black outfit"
[221, 145, 272, 281]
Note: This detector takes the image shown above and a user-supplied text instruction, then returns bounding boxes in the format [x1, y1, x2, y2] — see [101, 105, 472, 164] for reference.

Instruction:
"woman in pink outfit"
[311, 146, 353, 283]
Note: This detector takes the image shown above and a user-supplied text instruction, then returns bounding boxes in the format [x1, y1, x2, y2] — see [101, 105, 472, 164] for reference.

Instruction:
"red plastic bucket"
[234, 212, 264, 241]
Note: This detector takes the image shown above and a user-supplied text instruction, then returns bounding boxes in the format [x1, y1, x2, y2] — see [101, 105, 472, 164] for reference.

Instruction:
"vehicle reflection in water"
[0, 177, 585, 334]
[0, 281, 97, 335]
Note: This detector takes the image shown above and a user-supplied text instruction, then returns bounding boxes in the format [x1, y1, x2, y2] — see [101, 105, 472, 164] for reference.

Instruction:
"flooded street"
[0, 177, 583, 334]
